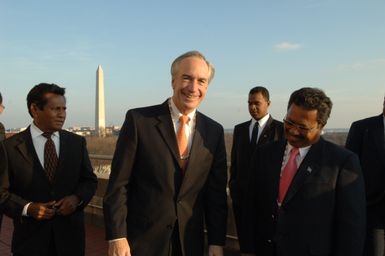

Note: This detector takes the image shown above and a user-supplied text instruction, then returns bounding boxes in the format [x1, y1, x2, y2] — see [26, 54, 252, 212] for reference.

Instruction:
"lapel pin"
[306, 167, 312, 173]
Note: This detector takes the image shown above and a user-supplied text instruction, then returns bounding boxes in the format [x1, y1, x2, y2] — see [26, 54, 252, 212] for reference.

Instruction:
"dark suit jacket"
[0, 122, 5, 141]
[244, 138, 366, 256]
[229, 116, 283, 251]
[103, 101, 228, 256]
[346, 114, 385, 227]
[0, 127, 97, 256]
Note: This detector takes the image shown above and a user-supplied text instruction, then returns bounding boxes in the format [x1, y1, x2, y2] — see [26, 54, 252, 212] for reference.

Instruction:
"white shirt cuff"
[22, 202, 32, 216]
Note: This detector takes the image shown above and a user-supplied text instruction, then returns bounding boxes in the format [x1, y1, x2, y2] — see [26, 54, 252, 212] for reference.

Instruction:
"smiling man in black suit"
[103, 51, 227, 256]
[0, 83, 97, 256]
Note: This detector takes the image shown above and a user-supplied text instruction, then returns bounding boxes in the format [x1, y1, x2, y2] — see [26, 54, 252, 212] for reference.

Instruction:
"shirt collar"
[251, 113, 270, 127]
[169, 98, 196, 121]
[30, 122, 60, 139]
[287, 142, 311, 157]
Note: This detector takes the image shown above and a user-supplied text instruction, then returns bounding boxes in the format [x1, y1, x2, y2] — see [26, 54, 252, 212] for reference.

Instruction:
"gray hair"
[170, 51, 215, 83]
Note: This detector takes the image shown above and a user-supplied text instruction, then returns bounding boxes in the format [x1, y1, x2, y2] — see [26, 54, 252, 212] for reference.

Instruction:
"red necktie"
[176, 115, 189, 171]
[278, 147, 299, 204]
[42, 132, 58, 182]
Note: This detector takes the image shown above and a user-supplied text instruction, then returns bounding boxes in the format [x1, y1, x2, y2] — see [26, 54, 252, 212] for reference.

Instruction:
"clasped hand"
[27, 195, 80, 220]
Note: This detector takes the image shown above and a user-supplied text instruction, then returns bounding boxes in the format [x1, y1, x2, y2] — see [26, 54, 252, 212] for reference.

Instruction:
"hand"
[208, 245, 223, 256]
[55, 195, 80, 216]
[108, 239, 131, 256]
[27, 201, 56, 220]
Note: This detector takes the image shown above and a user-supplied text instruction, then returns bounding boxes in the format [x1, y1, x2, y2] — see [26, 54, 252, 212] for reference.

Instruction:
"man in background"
[0, 83, 97, 256]
[0, 92, 5, 141]
[243, 87, 366, 256]
[229, 86, 284, 253]
[0, 92, 5, 231]
[346, 96, 385, 256]
[103, 51, 228, 256]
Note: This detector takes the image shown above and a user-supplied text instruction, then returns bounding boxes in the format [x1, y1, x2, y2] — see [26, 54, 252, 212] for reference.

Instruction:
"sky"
[0, 0, 384, 129]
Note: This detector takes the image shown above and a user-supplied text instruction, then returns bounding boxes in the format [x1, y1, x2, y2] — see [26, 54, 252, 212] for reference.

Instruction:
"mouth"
[183, 92, 200, 100]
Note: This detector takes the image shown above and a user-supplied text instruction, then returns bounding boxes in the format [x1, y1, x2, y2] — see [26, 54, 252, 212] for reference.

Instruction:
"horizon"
[1, 1, 384, 129]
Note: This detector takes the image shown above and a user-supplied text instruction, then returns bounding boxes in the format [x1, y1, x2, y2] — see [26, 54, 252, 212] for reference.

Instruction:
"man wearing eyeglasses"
[242, 87, 366, 256]
[346, 96, 385, 256]
[229, 86, 284, 254]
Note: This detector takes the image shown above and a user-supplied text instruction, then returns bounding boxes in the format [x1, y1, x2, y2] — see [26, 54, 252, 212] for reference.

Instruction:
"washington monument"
[96, 65, 106, 137]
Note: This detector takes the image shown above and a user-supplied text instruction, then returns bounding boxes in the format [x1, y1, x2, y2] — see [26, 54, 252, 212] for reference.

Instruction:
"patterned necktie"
[42, 132, 58, 182]
[177, 115, 189, 171]
[250, 122, 259, 150]
[278, 147, 300, 204]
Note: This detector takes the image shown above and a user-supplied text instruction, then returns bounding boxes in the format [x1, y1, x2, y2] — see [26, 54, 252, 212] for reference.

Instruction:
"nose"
[187, 79, 199, 91]
[58, 109, 66, 118]
[286, 125, 300, 135]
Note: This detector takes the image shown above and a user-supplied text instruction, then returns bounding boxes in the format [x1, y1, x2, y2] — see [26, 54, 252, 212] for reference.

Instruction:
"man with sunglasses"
[242, 87, 366, 256]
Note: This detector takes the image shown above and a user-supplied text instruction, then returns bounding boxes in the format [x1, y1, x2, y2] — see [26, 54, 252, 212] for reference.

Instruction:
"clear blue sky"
[1, 0, 384, 129]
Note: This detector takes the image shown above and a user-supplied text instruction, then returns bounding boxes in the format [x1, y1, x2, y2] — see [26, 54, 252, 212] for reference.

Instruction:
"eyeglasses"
[283, 118, 317, 133]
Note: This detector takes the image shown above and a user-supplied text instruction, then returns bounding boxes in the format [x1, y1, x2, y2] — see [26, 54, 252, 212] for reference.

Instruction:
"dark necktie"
[42, 132, 58, 182]
[250, 122, 259, 150]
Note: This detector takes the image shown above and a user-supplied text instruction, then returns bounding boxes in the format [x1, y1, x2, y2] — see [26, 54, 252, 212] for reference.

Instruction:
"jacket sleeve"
[334, 153, 366, 256]
[103, 110, 137, 240]
[204, 126, 228, 246]
[345, 121, 363, 157]
[75, 137, 98, 209]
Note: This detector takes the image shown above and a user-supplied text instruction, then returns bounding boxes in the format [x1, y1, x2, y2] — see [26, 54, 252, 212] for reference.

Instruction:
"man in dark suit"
[243, 87, 366, 256]
[0, 83, 98, 256]
[229, 86, 284, 253]
[0, 92, 5, 141]
[103, 51, 228, 256]
[346, 96, 385, 256]
[0, 92, 5, 231]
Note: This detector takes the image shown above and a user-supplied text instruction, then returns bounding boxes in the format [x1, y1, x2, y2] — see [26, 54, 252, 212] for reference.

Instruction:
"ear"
[30, 103, 39, 118]
[171, 78, 175, 89]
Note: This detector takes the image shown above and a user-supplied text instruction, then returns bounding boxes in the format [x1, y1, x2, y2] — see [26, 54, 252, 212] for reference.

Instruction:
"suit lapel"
[16, 127, 52, 184]
[242, 121, 253, 151]
[282, 138, 324, 206]
[258, 116, 273, 145]
[54, 130, 69, 182]
[372, 115, 385, 165]
[178, 112, 210, 196]
[155, 102, 180, 165]
[15, 128, 35, 166]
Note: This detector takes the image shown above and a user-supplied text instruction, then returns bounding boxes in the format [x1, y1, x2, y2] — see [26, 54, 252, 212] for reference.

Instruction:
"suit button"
[267, 239, 272, 243]
[177, 200, 182, 204]
[271, 214, 275, 219]
[166, 224, 173, 230]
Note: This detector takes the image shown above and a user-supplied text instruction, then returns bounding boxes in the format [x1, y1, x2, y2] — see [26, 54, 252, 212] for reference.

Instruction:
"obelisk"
[95, 65, 106, 137]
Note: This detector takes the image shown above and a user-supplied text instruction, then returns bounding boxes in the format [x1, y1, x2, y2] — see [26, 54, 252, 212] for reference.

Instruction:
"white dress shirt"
[249, 113, 270, 143]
